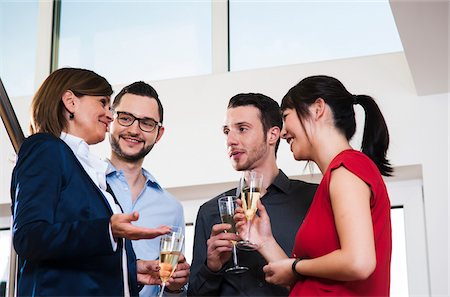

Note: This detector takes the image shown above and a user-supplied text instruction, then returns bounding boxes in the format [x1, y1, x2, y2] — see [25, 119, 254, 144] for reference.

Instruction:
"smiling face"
[223, 106, 271, 171]
[109, 93, 164, 163]
[281, 108, 314, 161]
[68, 94, 113, 145]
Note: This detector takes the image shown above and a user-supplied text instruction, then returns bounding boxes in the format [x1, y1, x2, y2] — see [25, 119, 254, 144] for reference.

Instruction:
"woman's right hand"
[235, 199, 279, 258]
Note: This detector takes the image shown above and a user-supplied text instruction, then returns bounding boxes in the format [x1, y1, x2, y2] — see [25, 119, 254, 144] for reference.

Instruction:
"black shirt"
[187, 170, 317, 297]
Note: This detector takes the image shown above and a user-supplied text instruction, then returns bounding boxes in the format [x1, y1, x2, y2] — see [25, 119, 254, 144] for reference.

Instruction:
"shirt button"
[124, 187, 128, 191]
[258, 282, 264, 287]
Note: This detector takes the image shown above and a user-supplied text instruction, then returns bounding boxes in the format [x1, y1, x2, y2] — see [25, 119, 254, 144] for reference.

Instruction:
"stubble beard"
[232, 141, 269, 172]
[109, 134, 154, 163]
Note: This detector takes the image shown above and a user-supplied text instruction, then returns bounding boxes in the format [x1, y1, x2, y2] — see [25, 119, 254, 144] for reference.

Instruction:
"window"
[0, 1, 39, 97]
[58, 0, 212, 85]
[390, 207, 409, 296]
[229, 0, 403, 71]
[0, 229, 11, 297]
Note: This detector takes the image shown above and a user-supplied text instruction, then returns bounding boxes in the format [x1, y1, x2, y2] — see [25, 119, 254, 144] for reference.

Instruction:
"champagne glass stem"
[158, 283, 166, 297]
[232, 244, 239, 266]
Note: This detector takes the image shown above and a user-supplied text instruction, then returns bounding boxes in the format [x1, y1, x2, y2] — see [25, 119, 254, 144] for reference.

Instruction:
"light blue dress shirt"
[106, 161, 185, 297]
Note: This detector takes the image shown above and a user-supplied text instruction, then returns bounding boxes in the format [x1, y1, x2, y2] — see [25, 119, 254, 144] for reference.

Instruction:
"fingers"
[111, 216, 171, 240]
[256, 200, 269, 221]
[211, 223, 232, 236]
[137, 259, 162, 286]
[178, 254, 186, 263]
[173, 261, 190, 276]
[138, 225, 171, 239]
[130, 211, 139, 221]
[137, 259, 160, 274]
[166, 260, 190, 290]
[120, 212, 139, 223]
[207, 236, 234, 252]
[154, 225, 172, 236]
[263, 263, 275, 283]
[137, 273, 162, 286]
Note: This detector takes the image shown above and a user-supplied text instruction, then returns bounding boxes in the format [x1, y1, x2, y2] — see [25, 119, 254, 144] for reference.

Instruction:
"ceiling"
[390, 0, 449, 96]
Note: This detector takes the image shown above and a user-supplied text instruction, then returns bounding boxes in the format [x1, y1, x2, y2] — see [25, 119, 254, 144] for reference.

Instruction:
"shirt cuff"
[109, 222, 117, 251]
[198, 262, 226, 279]
[163, 285, 187, 296]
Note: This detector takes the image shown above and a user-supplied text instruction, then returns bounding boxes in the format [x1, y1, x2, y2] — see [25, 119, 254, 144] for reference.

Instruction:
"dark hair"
[281, 75, 392, 176]
[112, 81, 164, 123]
[228, 93, 282, 154]
[30, 67, 112, 137]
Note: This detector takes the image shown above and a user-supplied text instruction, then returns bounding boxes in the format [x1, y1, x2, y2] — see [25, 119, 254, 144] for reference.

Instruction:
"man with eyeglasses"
[106, 81, 190, 297]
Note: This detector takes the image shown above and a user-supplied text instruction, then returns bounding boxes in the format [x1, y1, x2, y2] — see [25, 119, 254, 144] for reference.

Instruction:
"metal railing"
[0, 77, 25, 297]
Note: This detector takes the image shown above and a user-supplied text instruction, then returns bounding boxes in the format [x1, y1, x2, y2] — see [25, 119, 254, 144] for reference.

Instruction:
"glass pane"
[391, 207, 409, 296]
[58, 0, 212, 84]
[230, 0, 403, 71]
[184, 223, 194, 265]
[0, 229, 11, 296]
[0, 1, 39, 97]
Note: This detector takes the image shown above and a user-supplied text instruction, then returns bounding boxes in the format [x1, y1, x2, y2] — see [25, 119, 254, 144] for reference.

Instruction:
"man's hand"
[206, 223, 239, 272]
[137, 259, 162, 286]
[165, 254, 190, 292]
[110, 212, 171, 240]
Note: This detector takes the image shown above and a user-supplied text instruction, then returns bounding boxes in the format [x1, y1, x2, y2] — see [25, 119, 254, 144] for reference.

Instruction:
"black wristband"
[291, 258, 304, 280]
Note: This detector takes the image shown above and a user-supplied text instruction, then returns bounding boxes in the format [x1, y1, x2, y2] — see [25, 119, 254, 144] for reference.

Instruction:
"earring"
[69, 113, 74, 119]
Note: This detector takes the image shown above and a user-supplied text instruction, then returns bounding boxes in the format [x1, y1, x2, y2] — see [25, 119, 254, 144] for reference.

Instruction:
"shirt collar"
[60, 132, 88, 158]
[105, 159, 163, 191]
[267, 169, 291, 194]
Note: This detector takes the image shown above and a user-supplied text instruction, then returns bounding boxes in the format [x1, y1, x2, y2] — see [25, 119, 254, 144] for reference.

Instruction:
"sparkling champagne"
[220, 213, 237, 234]
[159, 250, 181, 283]
[241, 187, 261, 220]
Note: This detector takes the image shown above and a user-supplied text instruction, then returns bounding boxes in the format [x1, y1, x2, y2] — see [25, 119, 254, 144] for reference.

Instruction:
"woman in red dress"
[236, 75, 392, 296]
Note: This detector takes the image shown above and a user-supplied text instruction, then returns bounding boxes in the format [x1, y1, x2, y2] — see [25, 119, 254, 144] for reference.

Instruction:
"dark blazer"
[11, 133, 138, 296]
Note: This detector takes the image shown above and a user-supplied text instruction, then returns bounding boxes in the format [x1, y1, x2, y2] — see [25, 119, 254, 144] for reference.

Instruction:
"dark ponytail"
[354, 94, 392, 176]
[281, 75, 393, 176]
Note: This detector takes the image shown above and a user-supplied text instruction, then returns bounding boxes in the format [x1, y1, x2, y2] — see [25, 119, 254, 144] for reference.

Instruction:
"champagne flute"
[237, 170, 263, 251]
[158, 226, 184, 297]
[218, 196, 249, 274]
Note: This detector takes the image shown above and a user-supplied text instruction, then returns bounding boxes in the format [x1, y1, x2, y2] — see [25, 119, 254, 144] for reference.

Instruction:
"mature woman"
[236, 75, 392, 296]
[11, 68, 169, 296]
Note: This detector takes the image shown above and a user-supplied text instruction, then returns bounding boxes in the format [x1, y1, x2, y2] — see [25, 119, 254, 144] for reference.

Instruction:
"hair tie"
[352, 95, 359, 105]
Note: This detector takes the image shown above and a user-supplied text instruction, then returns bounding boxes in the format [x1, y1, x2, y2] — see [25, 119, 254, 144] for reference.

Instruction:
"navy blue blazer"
[11, 133, 139, 296]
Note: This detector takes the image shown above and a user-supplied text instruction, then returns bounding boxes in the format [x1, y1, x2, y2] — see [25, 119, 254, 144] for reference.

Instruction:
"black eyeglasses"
[114, 111, 162, 132]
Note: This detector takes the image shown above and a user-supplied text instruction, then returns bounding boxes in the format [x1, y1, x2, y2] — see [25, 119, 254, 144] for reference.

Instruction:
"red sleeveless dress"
[290, 150, 392, 296]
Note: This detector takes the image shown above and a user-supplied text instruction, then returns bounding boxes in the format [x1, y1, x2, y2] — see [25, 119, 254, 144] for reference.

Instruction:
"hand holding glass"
[237, 171, 263, 251]
[158, 227, 184, 297]
[218, 196, 249, 274]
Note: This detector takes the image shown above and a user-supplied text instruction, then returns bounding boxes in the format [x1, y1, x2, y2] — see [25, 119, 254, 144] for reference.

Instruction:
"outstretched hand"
[110, 212, 171, 240]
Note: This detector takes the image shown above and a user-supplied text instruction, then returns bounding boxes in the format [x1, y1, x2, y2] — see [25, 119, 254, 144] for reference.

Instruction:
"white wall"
[1, 52, 448, 296]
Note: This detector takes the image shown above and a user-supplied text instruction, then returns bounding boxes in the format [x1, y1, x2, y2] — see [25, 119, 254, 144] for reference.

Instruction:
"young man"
[107, 82, 189, 296]
[188, 93, 317, 296]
